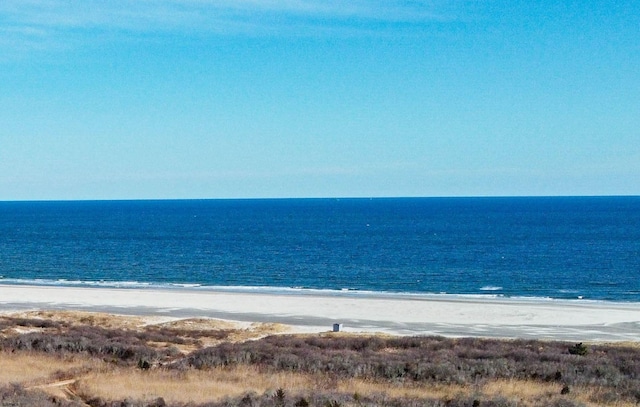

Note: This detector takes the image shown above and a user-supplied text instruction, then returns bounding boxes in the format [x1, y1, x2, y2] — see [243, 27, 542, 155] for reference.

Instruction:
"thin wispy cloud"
[0, 0, 472, 59]
[0, 0, 465, 39]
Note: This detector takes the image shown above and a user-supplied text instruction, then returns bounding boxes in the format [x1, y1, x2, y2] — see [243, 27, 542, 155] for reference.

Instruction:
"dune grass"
[73, 369, 640, 407]
[2, 310, 640, 407]
[74, 365, 312, 404]
[0, 351, 88, 386]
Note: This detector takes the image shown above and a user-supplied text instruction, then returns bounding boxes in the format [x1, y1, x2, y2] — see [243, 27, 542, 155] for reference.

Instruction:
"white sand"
[1, 284, 640, 342]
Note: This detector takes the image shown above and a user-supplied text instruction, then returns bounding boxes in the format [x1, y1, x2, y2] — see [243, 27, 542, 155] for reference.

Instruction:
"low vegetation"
[1, 311, 640, 406]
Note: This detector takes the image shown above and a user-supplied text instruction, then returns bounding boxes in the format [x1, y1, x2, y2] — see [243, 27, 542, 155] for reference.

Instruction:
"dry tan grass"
[2, 311, 638, 407]
[232, 322, 290, 340]
[79, 369, 637, 407]
[79, 368, 450, 405]
[2, 351, 636, 407]
[0, 351, 89, 386]
[7, 310, 289, 342]
[336, 378, 469, 400]
[74, 365, 313, 404]
[574, 387, 640, 407]
[602, 341, 640, 349]
[157, 317, 239, 331]
[482, 379, 640, 407]
[158, 318, 290, 351]
[338, 378, 640, 407]
[11, 310, 169, 330]
[2, 310, 290, 357]
[482, 379, 559, 399]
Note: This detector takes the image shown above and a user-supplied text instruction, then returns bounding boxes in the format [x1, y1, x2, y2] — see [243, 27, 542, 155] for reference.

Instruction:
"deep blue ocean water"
[0, 197, 639, 301]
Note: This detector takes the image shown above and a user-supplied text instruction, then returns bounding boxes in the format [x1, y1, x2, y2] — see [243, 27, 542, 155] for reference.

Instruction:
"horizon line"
[1, 194, 639, 204]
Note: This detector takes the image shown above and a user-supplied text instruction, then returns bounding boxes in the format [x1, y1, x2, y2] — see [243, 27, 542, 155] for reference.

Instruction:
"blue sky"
[1, 1, 638, 200]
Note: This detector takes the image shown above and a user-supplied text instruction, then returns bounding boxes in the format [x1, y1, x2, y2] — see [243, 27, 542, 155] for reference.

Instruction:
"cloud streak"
[0, 0, 464, 37]
[0, 0, 473, 58]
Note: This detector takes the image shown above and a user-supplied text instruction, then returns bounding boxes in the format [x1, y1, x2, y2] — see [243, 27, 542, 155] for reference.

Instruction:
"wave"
[0, 277, 624, 304]
[0, 278, 158, 289]
[479, 286, 503, 291]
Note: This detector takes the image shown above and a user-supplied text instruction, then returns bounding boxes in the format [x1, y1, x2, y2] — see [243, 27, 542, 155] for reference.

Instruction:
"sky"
[0, 1, 638, 200]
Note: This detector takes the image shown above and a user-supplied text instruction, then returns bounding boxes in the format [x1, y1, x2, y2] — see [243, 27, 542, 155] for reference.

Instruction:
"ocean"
[0, 197, 638, 302]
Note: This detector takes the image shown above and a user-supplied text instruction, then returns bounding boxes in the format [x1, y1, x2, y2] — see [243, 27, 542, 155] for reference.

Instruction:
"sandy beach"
[1, 284, 639, 342]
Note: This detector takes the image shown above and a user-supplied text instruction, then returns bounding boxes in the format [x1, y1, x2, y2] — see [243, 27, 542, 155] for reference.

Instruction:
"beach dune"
[1, 284, 639, 342]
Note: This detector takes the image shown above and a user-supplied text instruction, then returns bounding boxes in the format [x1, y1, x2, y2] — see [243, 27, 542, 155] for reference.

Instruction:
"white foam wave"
[0, 277, 629, 304]
[479, 286, 503, 291]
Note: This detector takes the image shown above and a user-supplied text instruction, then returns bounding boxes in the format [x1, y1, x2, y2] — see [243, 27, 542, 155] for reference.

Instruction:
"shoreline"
[1, 284, 640, 342]
[1, 280, 633, 303]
